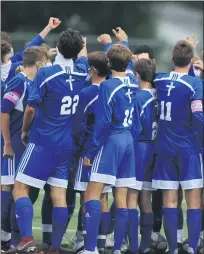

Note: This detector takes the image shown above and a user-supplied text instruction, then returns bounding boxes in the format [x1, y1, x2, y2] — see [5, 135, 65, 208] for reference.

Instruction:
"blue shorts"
[90, 130, 136, 188]
[134, 142, 157, 191]
[1, 132, 25, 185]
[152, 153, 203, 190]
[15, 143, 72, 189]
[74, 157, 111, 193]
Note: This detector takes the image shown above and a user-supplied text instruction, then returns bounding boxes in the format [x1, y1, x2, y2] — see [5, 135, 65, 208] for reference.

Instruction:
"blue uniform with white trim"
[132, 88, 158, 190]
[86, 75, 139, 188]
[1, 73, 31, 185]
[73, 83, 110, 193]
[15, 57, 89, 189]
[152, 71, 203, 190]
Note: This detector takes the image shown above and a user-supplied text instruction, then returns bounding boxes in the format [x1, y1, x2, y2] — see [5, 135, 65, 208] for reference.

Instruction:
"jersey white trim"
[39, 71, 65, 88]
[140, 96, 156, 117]
[177, 78, 195, 97]
[84, 95, 99, 113]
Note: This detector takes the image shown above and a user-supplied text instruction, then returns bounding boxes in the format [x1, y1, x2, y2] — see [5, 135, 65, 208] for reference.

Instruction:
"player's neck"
[140, 81, 152, 89]
[23, 67, 37, 81]
[111, 70, 126, 77]
[174, 66, 189, 74]
[91, 76, 106, 85]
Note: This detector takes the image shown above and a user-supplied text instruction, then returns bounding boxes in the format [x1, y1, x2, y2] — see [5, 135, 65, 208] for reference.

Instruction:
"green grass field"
[32, 190, 188, 244]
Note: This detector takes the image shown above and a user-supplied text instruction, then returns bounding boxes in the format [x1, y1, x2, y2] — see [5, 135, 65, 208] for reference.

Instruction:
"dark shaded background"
[1, 1, 203, 71]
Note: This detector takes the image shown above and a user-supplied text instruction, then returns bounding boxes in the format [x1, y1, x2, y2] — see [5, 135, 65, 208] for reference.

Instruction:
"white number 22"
[60, 95, 79, 115]
[123, 107, 134, 127]
[160, 101, 172, 121]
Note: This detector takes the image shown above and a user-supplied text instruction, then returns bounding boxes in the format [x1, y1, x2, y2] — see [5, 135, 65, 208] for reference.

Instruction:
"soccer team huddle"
[1, 17, 204, 254]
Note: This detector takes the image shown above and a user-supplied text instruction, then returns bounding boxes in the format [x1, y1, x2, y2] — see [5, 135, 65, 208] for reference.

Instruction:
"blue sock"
[97, 212, 111, 250]
[42, 191, 53, 246]
[187, 209, 202, 253]
[85, 200, 101, 251]
[163, 208, 177, 254]
[10, 202, 21, 246]
[113, 208, 128, 251]
[1, 191, 12, 215]
[177, 208, 184, 243]
[82, 210, 87, 244]
[15, 197, 33, 237]
[139, 212, 154, 253]
[52, 207, 68, 248]
[127, 209, 139, 252]
[109, 201, 115, 234]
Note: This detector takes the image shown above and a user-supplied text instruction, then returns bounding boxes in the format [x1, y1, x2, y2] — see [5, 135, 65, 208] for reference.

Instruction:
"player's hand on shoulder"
[3, 143, 14, 158]
[185, 33, 199, 49]
[48, 17, 61, 30]
[21, 131, 30, 147]
[112, 27, 128, 42]
[97, 34, 112, 45]
[83, 156, 92, 168]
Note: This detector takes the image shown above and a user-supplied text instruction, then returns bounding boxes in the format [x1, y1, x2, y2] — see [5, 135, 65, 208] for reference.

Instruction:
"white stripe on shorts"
[18, 143, 35, 173]
[92, 146, 104, 173]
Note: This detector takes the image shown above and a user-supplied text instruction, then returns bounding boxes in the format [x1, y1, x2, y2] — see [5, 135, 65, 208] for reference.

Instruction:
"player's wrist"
[4, 141, 12, 146]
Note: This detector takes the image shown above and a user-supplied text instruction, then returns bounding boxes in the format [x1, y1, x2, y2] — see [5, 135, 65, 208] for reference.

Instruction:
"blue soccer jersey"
[152, 71, 203, 190]
[1, 73, 31, 184]
[74, 83, 100, 157]
[86, 76, 139, 160]
[15, 57, 89, 189]
[73, 83, 111, 193]
[85, 76, 139, 188]
[28, 56, 89, 149]
[153, 71, 203, 155]
[132, 88, 159, 190]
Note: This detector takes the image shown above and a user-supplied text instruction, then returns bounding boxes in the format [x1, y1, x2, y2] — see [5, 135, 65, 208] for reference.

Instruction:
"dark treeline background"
[1, 1, 203, 71]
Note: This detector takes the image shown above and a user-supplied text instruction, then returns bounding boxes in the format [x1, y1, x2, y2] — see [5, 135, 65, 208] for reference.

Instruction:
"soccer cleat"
[106, 233, 114, 248]
[38, 242, 50, 252]
[47, 247, 60, 254]
[112, 250, 122, 254]
[73, 234, 84, 252]
[1, 240, 11, 253]
[4, 237, 36, 253]
[121, 237, 129, 253]
[82, 250, 99, 254]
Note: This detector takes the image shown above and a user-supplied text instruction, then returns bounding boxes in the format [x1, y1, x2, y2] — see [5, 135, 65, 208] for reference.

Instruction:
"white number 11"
[160, 101, 172, 121]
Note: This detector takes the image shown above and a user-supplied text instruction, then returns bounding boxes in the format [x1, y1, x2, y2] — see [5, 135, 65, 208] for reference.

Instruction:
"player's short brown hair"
[172, 40, 194, 67]
[107, 44, 132, 72]
[134, 59, 156, 83]
[1, 40, 12, 62]
[88, 51, 109, 77]
[23, 46, 48, 67]
[1, 31, 12, 45]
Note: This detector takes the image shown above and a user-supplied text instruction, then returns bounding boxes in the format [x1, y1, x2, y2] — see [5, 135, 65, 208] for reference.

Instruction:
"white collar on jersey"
[92, 83, 100, 87]
[1, 60, 12, 82]
[53, 49, 74, 72]
[170, 71, 188, 77]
